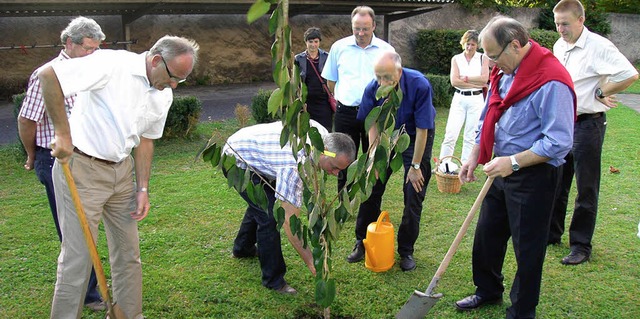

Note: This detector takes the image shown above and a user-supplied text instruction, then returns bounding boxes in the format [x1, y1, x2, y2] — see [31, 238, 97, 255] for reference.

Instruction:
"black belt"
[455, 89, 482, 96]
[577, 112, 603, 122]
[338, 101, 359, 108]
[73, 148, 117, 165]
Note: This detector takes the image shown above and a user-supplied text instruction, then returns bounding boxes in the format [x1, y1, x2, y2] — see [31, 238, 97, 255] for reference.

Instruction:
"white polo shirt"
[553, 27, 638, 115]
[49, 49, 173, 162]
[321, 35, 394, 106]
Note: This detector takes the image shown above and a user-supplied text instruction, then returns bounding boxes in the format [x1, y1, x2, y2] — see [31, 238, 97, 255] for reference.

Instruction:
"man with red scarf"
[455, 17, 576, 319]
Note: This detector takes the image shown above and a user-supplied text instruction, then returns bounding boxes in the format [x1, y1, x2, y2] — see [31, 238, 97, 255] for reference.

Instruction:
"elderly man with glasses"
[17, 16, 106, 312]
[38, 35, 199, 319]
[455, 16, 575, 319]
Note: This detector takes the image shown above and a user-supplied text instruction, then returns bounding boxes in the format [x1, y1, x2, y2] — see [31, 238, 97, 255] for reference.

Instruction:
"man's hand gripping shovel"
[396, 176, 494, 319]
[61, 162, 128, 319]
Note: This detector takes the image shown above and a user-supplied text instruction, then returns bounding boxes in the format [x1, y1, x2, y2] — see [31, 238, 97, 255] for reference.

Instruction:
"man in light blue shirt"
[321, 5, 394, 194]
[456, 16, 575, 318]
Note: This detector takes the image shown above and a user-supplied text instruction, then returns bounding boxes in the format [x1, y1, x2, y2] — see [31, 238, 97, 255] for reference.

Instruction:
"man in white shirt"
[550, 0, 638, 265]
[321, 5, 395, 196]
[38, 35, 199, 319]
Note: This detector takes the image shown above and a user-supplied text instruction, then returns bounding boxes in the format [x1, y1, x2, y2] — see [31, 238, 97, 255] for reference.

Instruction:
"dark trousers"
[549, 114, 606, 255]
[354, 130, 434, 256]
[34, 147, 101, 304]
[473, 163, 560, 319]
[232, 173, 286, 290]
[334, 103, 369, 191]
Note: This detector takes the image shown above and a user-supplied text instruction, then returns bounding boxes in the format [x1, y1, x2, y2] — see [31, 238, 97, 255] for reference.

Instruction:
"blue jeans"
[231, 172, 286, 290]
[35, 147, 101, 304]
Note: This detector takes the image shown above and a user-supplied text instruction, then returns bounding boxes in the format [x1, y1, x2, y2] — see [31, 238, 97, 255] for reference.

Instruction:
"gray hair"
[479, 16, 529, 48]
[60, 16, 105, 44]
[149, 35, 200, 66]
[324, 132, 356, 162]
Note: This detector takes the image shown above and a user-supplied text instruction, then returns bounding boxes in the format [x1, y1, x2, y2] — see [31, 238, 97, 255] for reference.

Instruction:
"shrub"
[251, 89, 278, 124]
[234, 103, 251, 128]
[2, 76, 28, 101]
[163, 95, 202, 139]
[426, 73, 455, 109]
[415, 30, 465, 76]
[529, 29, 560, 50]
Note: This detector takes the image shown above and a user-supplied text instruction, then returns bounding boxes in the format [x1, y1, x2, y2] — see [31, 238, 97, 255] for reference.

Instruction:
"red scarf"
[477, 40, 576, 164]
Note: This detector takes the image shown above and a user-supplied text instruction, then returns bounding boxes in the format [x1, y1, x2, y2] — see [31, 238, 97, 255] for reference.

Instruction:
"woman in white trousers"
[439, 30, 490, 164]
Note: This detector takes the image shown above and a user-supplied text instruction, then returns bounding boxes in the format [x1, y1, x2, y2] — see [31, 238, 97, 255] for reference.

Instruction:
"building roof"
[0, 0, 454, 21]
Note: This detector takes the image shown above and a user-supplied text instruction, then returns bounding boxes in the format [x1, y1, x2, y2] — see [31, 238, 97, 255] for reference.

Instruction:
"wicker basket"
[435, 156, 462, 194]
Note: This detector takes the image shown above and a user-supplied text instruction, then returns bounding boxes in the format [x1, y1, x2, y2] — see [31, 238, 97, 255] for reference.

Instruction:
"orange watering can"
[363, 211, 395, 272]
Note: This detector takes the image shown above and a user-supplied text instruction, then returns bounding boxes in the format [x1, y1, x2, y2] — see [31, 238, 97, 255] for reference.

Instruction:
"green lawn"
[1, 103, 639, 318]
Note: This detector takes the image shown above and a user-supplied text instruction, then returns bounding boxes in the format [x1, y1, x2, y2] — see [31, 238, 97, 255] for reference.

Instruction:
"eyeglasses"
[161, 55, 186, 83]
[352, 27, 371, 33]
[487, 41, 511, 62]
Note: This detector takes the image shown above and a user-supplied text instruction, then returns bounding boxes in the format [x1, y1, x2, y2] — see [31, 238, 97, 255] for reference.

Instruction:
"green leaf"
[390, 153, 404, 172]
[345, 159, 358, 185]
[202, 142, 217, 162]
[275, 206, 285, 230]
[395, 133, 410, 153]
[364, 107, 381, 132]
[268, 88, 283, 115]
[268, 8, 278, 35]
[376, 85, 394, 100]
[298, 112, 310, 137]
[308, 127, 324, 152]
[246, 0, 271, 24]
[253, 183, 269, 212]
[290, 214, 300, 238]
[280, 125, 290, 148]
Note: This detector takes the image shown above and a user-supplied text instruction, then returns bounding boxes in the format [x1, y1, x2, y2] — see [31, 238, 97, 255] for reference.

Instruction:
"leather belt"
[73, 148, 117, 165]
[455, 89, 482, 96]
[338, 101, 359, 108]
[577, 112, 603, 122]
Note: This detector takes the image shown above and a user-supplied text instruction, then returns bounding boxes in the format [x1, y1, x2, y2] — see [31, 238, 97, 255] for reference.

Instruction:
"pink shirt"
[19, 51, 76, 149]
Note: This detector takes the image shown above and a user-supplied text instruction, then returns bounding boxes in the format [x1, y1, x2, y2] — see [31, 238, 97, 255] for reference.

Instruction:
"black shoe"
[561, 251, 590, 265]
[346, 242, 364, 263]
[274, 283, 297, 295]
[400, 255, 416, 271]
[232, 245, 258, 258]
[455, 294, 502, 311]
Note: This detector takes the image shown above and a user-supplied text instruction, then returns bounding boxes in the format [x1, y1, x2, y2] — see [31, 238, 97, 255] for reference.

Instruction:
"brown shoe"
[275, 283, 297, 295]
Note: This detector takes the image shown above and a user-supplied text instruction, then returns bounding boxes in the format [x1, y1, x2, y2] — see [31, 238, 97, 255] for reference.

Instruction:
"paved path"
[1, 88, 638, 146]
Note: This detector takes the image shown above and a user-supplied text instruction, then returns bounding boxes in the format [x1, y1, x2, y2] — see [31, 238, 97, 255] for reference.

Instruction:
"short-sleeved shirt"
[553, 27, 638, 115]
[49, 49, 173, 162]
[321, 35, 394, 106]
[19, 51, 75, 148]
[356, 68, 436, 135]
[222, 121, 328, 208]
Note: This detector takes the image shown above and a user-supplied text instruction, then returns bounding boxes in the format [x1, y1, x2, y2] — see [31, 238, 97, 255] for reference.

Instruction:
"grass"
[1, 103, 639, 318]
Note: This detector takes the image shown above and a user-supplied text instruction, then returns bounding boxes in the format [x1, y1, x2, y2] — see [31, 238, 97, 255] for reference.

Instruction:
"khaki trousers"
[50, 153, 143, 319]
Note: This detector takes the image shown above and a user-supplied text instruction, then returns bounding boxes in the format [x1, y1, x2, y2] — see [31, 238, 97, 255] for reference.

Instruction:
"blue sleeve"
[529, 81, 574, 160]
[411, 76, 436, 130]
[357, 80, 380, 121]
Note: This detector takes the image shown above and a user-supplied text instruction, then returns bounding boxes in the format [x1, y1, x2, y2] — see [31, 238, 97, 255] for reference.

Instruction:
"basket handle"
[375, 211, 390, 232]
[436, 155, 463, 173]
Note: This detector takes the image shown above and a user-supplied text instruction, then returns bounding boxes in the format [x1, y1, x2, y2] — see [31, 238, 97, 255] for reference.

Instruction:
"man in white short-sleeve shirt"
[38, 35, 199, 319]
[550, 0, 638, 266]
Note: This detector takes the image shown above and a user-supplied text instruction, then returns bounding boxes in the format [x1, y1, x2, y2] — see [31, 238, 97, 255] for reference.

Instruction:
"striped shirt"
[19, 51, 75, 148]
[223, 121, 328, 208]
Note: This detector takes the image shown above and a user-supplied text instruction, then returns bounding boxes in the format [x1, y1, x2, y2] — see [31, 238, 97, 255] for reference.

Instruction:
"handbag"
[307, 56, 337, 112]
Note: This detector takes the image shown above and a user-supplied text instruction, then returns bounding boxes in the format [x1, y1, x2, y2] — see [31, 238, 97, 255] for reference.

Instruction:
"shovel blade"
[395, 290, 442, 319]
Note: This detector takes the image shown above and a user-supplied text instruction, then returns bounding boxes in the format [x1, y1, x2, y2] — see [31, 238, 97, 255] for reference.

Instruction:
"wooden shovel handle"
[61, 163, 126, 318]
[424, 176, 494, 295]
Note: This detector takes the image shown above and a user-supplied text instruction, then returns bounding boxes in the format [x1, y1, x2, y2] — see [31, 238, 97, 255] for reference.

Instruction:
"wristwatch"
[595, 88, 605, 99]
[412, 163, 420, 170]
[510, 155, 520, 172]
